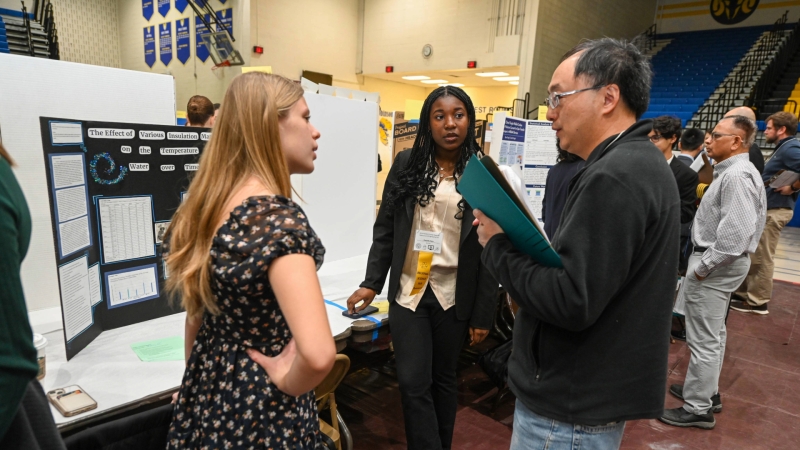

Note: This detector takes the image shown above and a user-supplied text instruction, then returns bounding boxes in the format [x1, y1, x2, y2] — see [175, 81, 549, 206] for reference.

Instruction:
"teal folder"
[458, 155, 562, 268]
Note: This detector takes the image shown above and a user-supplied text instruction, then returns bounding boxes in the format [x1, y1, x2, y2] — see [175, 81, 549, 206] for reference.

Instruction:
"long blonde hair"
[166, 73, 304, 317]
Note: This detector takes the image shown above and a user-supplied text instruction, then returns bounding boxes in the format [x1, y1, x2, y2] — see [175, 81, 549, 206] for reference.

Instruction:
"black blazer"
[670, 157, 699, 225]
[360, 150, 498, 329]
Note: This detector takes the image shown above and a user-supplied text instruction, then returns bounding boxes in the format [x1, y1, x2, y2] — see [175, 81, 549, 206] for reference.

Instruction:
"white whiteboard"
[294, 92, 378, 263]
[0, 53, 176, 312]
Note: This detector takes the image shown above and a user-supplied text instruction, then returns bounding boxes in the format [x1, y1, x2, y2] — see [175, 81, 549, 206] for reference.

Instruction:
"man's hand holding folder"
[457, 154, 562, 268]
[472, 209, 503, 247]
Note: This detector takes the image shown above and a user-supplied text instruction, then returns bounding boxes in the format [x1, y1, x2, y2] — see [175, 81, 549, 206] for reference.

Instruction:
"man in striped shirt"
[660, 115, 767, 430]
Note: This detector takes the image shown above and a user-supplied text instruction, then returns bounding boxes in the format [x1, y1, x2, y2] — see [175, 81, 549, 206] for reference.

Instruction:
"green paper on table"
[131, 336, 184, 362]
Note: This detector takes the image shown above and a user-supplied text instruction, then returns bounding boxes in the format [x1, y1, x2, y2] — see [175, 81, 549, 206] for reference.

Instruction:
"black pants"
[0, 381, 66, 450]
[389, 286, 470, 450]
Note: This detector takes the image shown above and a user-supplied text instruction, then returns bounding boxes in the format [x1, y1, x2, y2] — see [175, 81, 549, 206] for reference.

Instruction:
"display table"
[41, 254, 386, 431]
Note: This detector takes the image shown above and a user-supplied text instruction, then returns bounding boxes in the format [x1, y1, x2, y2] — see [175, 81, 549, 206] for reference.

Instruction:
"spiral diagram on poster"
[90, 153, 128, 185]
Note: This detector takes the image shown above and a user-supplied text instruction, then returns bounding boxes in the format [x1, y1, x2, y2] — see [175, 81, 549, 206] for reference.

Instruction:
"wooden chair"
[315, 354, 351, 450]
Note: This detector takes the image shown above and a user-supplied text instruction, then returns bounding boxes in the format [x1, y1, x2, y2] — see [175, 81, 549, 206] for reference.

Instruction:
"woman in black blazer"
[347, 86, 497, 450]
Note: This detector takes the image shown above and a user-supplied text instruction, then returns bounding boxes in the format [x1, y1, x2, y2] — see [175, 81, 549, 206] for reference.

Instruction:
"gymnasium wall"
[527, 0, 658, 110]
[657, 0, 800, 34]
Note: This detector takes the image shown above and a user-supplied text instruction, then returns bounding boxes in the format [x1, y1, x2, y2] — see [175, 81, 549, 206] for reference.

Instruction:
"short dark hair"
[652, 115, 682, 140]
[721, 115, 756, 147]
[213, 103, 221, 111]
[766, 111, 798, 136]
[562, 38, 652, 119]
[680, 128, 705, 151]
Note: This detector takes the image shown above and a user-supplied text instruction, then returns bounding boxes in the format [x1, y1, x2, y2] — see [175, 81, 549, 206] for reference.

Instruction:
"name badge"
[414, 230, 443, 254]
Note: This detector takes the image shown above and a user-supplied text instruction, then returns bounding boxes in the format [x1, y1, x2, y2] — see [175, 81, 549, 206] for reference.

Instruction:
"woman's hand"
[469, 327, 490, 346]
[346, 287, 377, 314]
[246, 340, 298, 395]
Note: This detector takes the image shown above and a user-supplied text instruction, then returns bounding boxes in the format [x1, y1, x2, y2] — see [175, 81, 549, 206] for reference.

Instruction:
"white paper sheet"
[769, 170, 800, 189]
[55, 185, 88, 223]
[107, 266, 159, 307]
[50, 122, 83, 145]
[98, 197, 156, 264]
[58, 256, 93, 341]
[690, 150, 707, 172]
[58, 215, 91, 257]
[51, 154, 86, 189]
[88, 263, 102, 306]
[523, 167, 549, 185]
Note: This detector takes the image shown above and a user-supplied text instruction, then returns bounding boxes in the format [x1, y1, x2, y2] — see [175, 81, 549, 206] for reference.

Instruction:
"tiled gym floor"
[336, 227, 800, 450]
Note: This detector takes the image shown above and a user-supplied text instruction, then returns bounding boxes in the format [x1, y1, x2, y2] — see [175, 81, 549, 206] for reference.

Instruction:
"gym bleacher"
[0, 16, 9, 54]
[643, 27, 769, 127]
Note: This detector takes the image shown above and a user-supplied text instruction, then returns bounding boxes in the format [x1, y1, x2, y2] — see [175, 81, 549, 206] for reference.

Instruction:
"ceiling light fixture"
[476, 72, 508, 77]
[509, 81, 519, 85]
[420, 79, 448, 84]
[493, 76, 519, 81]
[402, 75, 430, 80]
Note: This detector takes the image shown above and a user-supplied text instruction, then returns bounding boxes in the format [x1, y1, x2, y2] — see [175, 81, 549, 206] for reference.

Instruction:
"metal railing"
[632, 23, 657, 54]
[43, 2, 58, 59]
[691, 13, 792, 131]
[748, 18, 800, 118]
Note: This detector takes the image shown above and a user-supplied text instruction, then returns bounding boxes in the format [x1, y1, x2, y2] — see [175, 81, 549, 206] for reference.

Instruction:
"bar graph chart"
[106, 264, 159, 308]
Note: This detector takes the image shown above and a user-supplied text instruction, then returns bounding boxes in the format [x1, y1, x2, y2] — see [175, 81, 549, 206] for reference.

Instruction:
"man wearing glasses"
[660, 116, 766, 430]
[472, 38, 678, 449]
[648, 116, 699, 274]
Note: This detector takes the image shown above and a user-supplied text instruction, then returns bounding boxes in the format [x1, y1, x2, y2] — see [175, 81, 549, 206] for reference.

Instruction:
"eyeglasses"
[544, 85, 607, 109]
[648, 134, 663, 143]
[710, 132, 741, 141]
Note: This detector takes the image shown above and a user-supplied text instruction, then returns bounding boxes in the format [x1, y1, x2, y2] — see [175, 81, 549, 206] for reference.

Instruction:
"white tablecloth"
[41, 254, 387, 428]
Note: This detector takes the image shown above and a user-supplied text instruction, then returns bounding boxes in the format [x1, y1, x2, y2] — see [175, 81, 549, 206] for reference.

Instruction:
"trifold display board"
[490, 112, 558, 223]
[39, 117, 208, 360]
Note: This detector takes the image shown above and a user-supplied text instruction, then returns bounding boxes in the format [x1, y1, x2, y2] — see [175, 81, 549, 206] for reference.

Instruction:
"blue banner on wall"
[159, 22, 172, 66]
[195, 0, 206, 6]
[158, 0, 170, 18]
[142, 0, 153, 21]
[175, 0, 188, 13]
[219, 0, 227, 4]
[195, 15, 210, 62]
[216, 8, 233, 38]
[176, 18, 190, 64]
[144, 26, 156, 67]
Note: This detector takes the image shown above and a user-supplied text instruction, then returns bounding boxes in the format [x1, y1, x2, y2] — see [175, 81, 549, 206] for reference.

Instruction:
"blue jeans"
[510, 400, 626, 450]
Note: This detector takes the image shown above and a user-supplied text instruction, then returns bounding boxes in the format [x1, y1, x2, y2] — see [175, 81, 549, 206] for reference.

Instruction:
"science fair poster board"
[0, 54, 176, 323]
[490, 112, 557, 222]
[39, 118, 207, 360]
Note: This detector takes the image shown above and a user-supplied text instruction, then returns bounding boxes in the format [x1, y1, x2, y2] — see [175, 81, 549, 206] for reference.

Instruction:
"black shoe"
[669, 384, 722, 413]
[659, 407, 715, 429]
[730, 299, 768, 315]
[670, 316, 686, 341]
[671, 329, 686, 341]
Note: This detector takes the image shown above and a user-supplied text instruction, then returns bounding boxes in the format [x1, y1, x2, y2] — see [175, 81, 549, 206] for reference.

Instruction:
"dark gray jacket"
[482, 120, 679, 425]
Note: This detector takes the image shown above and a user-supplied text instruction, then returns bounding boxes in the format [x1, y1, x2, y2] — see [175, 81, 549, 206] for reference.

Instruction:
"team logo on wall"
[379, 117, 392, 146]
[711, 0, 759, 25]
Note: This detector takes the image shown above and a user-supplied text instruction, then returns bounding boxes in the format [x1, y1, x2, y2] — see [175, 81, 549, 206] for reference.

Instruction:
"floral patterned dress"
[166, 196, 326, 450]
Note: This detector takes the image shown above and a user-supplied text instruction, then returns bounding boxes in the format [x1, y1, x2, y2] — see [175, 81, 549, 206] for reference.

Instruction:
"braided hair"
[384, 86, 482, 219]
